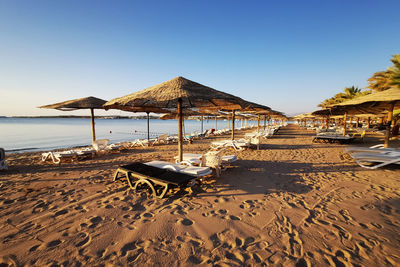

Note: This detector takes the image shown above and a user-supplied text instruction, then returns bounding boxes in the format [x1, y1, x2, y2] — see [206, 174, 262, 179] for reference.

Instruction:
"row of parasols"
[295, 87, 400, 148]
[38, 76, 286, 161]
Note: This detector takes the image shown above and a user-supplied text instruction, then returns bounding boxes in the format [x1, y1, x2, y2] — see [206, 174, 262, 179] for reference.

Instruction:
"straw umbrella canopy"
[38, 96, 107, 143]
[104, 76, 251, 161]
[330, 87, 400, 147]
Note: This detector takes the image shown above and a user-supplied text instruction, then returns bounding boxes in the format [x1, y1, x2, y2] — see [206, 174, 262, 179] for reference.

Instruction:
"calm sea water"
[0, 117, 246, 153]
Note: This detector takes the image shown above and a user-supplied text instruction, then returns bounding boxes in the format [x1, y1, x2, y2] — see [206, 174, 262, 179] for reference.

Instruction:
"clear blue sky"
[1, 0, 399, 116]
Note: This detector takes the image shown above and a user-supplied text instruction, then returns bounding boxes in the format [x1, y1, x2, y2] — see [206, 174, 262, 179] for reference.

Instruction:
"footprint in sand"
[29, 244, 40, 253]
[47, 239, 62, 248]
[179, 218, 193, 226]
[54, 209, 68, 217]
[82, 216, 103, 228]
[75, 232, 91, 247]
[227, 215, 241, 221]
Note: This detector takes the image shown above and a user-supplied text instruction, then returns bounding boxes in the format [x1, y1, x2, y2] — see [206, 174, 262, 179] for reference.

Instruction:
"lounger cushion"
[145, 161, 211, 176]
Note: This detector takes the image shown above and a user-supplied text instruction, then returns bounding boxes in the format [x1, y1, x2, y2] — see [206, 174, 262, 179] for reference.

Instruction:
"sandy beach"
[1, 124, 399, 266]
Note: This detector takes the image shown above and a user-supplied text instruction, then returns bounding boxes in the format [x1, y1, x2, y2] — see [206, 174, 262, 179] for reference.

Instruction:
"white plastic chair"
[92, 139, 110, 153]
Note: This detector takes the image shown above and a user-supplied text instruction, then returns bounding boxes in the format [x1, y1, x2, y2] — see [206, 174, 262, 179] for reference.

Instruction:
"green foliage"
[367, 70, 392, 91]
[389, 54, 400, 88]
[318, 86, 369, 108]
[367, 54, 400, 91]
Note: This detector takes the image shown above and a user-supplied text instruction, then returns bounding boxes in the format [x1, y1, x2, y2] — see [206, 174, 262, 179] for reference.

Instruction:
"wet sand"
[1, 124, 399, 266]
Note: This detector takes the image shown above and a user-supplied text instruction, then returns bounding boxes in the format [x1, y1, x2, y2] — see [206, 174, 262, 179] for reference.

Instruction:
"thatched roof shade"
[104, 76, 250, 111]
[331, 87, 400, 112]
[38, 96, 107, 111]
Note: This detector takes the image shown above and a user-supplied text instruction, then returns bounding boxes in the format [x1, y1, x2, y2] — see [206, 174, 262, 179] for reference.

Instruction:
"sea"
[0, 117, 247, 153]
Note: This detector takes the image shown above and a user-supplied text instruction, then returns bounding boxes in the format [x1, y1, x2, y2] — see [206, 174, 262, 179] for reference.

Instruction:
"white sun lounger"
[344, 144, 399, 154]
[41, 147, 96, 164]
[144, 160, 212, 177]
[211, 139, 250, 151]
[350, 151, 400, 169]
[92, 139, 110, 153]
[174, 151, 237, 177]
[42, 150, 78, 164]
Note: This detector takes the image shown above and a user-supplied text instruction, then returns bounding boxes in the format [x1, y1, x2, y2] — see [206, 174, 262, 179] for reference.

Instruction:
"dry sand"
[0, 124, 399, 266]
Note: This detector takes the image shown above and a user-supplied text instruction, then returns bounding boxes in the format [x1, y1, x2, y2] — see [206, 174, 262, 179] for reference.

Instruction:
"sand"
[1, 124, 399, 266]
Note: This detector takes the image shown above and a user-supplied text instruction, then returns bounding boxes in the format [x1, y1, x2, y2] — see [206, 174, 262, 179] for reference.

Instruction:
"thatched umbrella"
[330, 87, 400, 147]
[104, 76, 250, 161]
[38, 96, 107, 143]
[205, 101, 271, 139]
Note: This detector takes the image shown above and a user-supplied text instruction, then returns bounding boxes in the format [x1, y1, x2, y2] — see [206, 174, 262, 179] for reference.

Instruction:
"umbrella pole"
[201, 116, 203, 133]
[384, 103, 395, 148]
[146, 112, 150, 142]
[257, 115, 260, 133]
[264, 115, 266, 130]
[215, 115, 217, 130]
[367, 117, 371, 128]
[343, 112, 347, 136]
[231, 110, 235, 140]
[90, 108, 96, 143]
[178, 99, 183, 162]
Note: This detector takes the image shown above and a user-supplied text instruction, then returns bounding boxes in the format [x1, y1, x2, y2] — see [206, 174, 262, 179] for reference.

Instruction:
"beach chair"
[312, 133, 354, 144]
[344, 144, 399, 154]
[210, 139, 250, 151]
[0, 148, 8, 170]
[350, 151, 400, 169]
[41, 150, 78, 164]
[144, 160, 212, 177]
[174, 150, 238, 177]
[351, 130, 366, 142]
[152, 133, 169, 145]
[92, 139, 110, 153]
[113, 162, 198, 198]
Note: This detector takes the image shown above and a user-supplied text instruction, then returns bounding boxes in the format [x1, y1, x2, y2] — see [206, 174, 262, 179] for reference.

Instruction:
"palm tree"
[318, 86, 367, 108]
[389, 54, 400, 88]
[367, 54, 400, 91]
[367, 70, 392, 91]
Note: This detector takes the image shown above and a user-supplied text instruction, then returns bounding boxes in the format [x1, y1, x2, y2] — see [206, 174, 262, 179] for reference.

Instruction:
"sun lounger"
[174, 151, 238, 177]
[42, 150, 78, 164]
[312, 134, 354, 143]
[344, 144, 399, 154]
[350, 151, 400, 169]
[92, 139, 110, 153]
[113, 162, 198, 198]
[0, 148, 8, 170]
[210, 139, 250, 151]
[351, 130, 366, 142]
[144, 160, 212, 177]
[152, 133, 169, 145]
[41, 147, 96, 164]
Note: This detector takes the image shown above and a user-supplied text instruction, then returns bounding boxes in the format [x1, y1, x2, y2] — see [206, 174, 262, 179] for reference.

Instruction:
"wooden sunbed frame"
[113, 162, 197, 198]
[312, 135, 354, 144]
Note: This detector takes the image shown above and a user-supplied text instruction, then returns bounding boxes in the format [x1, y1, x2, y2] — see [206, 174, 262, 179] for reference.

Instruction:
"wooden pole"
[257, 115, 260, 133]
[215, 115, 217, 130]
[384, 102, 395, 148]
[343, 112, 347, 136]
[356, 117, 359, 128]
[367, 117, 371, 128]
[201, 116, 204, 133]
[231, 110, 235, 140]
[264, 115, 267, 130]
[146, 112, 150, 142]
[90, 108, 96, 143]
[178, 99, 183, 162]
